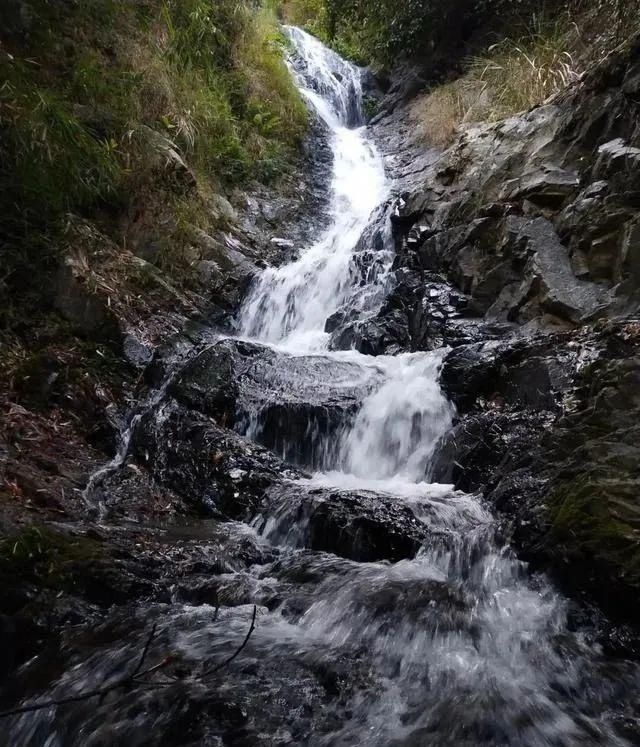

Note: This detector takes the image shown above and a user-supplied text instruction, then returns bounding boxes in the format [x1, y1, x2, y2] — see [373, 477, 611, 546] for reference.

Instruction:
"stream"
[6, 26, 640, 747]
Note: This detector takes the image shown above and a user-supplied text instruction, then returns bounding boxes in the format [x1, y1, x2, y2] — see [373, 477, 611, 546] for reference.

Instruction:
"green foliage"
[1, 73, 120, 216]
[0, 526, 104, 593]
[466, 15, 581, 118]
[279, 0, 639, 68]
[0, 0, 307, 325]
[280, 0, 498, 66]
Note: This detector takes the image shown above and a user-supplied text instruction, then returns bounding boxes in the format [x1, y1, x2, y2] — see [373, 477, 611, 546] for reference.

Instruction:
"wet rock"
[171, 338, 380, 468]
[330, 315, 407, 355]
[439, 335, 576, 413]
[237, 351, 379, 467]
[309, 493, 427, 561]
[123, 333, 154, 368]
[132, 398, 301, 519]
[432, 321, 640, 620]
[437, 342, 501, 412]
[96, 461, 191, 520]
[170, 339, 264, 423]
[258, 483, 429, 563]
[190, 229, 258, 308]
[430, 409, 552, 494]
[55, 259, 120, 340]
[157, 520, 278, 574]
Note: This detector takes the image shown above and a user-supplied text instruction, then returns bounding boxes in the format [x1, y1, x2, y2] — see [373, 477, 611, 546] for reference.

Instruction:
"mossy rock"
[0, 526, 104, 600]
[541, 353, 640, 617]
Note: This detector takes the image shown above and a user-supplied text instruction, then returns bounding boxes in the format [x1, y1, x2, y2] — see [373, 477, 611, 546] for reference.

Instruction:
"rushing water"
[238, 27, 640, 745]
[6, 26, 640, 747]
[240, 27, 391, 353]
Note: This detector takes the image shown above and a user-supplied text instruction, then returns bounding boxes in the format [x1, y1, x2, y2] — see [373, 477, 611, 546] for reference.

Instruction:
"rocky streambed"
[3, 26, 640, 747]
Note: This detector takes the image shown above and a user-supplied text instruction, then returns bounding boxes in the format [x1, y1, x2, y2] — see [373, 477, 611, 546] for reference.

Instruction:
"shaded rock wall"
[369, 39, 640, 619]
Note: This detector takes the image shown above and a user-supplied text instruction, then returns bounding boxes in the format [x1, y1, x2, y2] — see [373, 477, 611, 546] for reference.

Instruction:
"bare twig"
[133, 656, 177, 681]
[0, 668, 170, 720]
[132, 624, 158, 677]
[204, 605, 257, 677]
[0, 605, 258, 720]
[0, 627, 171, 721]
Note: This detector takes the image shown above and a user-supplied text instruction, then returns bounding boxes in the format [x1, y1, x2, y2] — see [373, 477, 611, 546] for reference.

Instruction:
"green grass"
[0, 526, 104, 594]
[465, 15, 582, 121]
[0, 0, 308, 330]
[408, 5, 640, 148]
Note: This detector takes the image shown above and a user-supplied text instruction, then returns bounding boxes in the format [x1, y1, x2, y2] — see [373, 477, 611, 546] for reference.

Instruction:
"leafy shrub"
[278, 0, 640, 68]
[409, 2, 640, 148]
[0, 0, 307, 323]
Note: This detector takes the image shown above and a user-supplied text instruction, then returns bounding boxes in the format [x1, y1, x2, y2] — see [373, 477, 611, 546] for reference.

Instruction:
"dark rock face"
[357, 45, 640, 620]
[257, 483, 430, 563]
[169, 338, 262, 423]
[132, 398, 301, 519]
[365, 50, 640, 363]
[55, 259, 121, 341]
[170, 338, 381, 469]
[431, 322, 640, 620]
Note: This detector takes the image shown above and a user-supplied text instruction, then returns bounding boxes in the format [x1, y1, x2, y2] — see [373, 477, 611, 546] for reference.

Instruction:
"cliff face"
[352, 37, 640, 619]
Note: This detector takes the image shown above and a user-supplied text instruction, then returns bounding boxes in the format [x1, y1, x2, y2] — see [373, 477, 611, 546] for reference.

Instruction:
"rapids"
[5, 26, 640, 747]
[238, 27, 640, 745]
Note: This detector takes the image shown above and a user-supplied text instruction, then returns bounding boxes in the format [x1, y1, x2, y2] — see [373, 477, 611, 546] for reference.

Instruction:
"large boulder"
[432, 321, 640, 620]
[371, 52, 640, 343]
[256, 482, 432, 563]
[132, 398, 302, 519]
[170, 339, 382, 469]
[169, 338, 263, 423]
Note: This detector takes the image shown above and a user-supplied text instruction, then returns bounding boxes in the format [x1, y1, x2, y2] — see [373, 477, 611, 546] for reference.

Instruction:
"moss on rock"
[0, 526, 105, 596]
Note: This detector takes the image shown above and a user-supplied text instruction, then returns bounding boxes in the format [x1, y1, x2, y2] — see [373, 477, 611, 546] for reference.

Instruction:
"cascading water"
[240, 27, 391, 353]
[237, 27, 640, 746]
[7, 26, 640, 747]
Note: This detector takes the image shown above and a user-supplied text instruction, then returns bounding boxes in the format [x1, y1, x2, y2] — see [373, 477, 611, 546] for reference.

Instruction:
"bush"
[408, 3, 640, 148]
[278, 0, 640, 69]
[466, 16, 582, 119]
[0, 0, 308, 325]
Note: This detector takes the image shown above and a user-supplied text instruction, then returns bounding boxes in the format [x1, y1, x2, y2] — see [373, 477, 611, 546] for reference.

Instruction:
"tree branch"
[0, 627, 171, 720]
[0, 605, 259, 720]
[203, 605, 257, 677]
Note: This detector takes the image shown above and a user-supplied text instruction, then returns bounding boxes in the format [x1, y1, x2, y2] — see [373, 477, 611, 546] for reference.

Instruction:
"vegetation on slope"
[410, 3, 640, 147]
[279, 0, 640, 149]
[0, 0, 307, 333]
[280, 0, 638, 69]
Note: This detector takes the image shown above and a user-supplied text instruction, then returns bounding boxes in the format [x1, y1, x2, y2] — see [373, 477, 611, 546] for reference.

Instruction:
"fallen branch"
[132, 623, 158, 677]
[204, 605, 257, 677]
[0, 625, 167, 720]
[0, 606, 258, 720]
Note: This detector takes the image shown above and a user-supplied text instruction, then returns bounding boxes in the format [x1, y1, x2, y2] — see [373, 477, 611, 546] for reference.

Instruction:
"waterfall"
[240, 27, 391, 354]
[9, 26, 639, 747]
[239, 27, 453, 485]
[236, 28, 638, 746]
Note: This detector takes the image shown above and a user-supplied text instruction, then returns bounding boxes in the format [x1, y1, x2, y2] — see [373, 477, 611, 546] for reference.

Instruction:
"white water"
[239, 27, 452, 491]
[235, 28, 638, 746]
[339, 352, 453, 481]
[240, 27, 391, 354]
